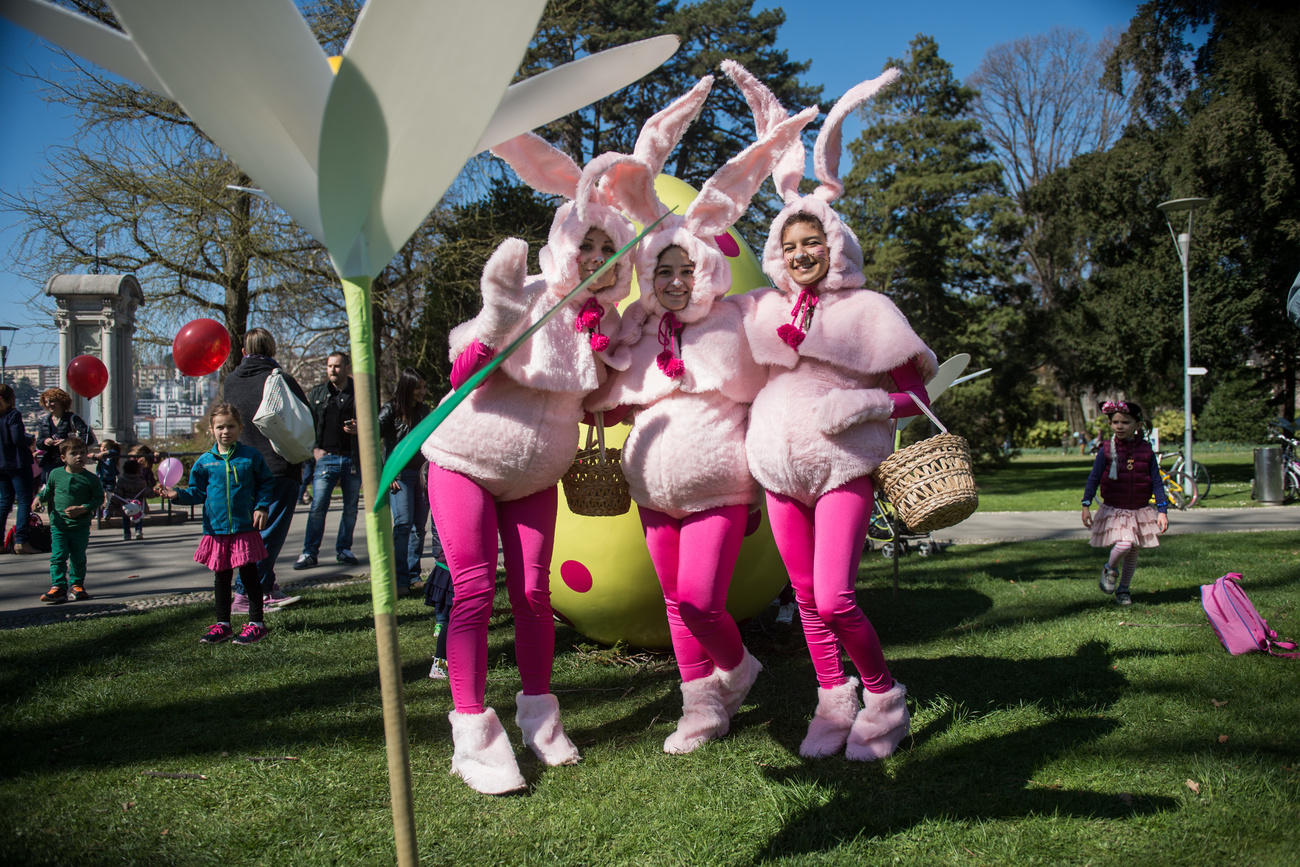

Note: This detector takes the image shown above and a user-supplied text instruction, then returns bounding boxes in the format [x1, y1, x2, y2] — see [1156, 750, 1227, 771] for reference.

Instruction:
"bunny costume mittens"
[476, 237, 535, 348]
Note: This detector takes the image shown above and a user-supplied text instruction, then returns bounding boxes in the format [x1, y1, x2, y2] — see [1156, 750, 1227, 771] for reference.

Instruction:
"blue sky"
[0, 0, 1139, 367]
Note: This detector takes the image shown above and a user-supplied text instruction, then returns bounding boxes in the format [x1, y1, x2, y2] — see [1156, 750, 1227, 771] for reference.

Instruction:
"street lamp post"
[1157, 197, 1209, 492]
[0, 326, 17, 386]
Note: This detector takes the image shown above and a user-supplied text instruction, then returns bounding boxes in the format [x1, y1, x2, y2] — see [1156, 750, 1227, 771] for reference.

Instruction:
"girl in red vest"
[1081, 400, 1169, 605]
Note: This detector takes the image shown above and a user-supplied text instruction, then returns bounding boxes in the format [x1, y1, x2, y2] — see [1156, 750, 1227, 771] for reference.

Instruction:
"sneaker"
[336, 550, 359, 566]
[134, 530, 143, 540]
[200, 623, 233, 644]
[407, 578, 426, 596]
[1115, 589, 1132, 606]
[40, 586, 68, 604]
[775, 602, 796, 624]
[233, 623, 269, 645]
[1099, 563, 1119, 594]
[15, 542, 39, 555]
[70, 585, 91, 601]
[428, 656, 448, 679]
[293, 554, 317, 570]
[231, 593, 250, 614]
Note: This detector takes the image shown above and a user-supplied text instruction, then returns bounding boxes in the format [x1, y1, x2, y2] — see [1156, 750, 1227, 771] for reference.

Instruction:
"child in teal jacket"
[161, 404, 274, 644]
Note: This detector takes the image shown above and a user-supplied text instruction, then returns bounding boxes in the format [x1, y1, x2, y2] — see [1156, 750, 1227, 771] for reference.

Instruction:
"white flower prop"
[4, 0, 677, 849]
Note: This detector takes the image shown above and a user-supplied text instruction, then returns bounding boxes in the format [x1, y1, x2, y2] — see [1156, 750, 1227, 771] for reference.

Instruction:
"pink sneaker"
[233, 623, 269, 645]
[200, 623, 233, 644]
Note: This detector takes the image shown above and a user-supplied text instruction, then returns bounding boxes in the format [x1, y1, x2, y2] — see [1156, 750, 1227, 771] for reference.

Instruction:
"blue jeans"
[301, 453, 360, 558]
[389, 466, 428, 588]
[0, 469, 33, 545]
[234, 474, 299, 595]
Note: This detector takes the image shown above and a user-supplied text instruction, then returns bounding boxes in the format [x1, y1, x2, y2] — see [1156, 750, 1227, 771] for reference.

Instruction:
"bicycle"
[1156, 461, 1197, 510]
[1160, 448, 1212, 500]
[1265, 419, 1300, 502]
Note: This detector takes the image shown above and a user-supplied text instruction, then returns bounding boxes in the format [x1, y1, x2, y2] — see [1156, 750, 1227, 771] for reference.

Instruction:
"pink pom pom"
[777, 323, 805, 348]
[574, 310, 599, 331]
[589, 333, 610, 351]
[656, 350, 685, 379]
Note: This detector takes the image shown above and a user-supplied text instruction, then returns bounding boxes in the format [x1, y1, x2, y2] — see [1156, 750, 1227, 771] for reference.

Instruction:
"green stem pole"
[340, 274, 418, 867]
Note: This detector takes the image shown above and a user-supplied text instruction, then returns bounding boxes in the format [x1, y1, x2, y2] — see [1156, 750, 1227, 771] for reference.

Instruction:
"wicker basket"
[561, 413, 631, 517]
[873, 391, 978, 533]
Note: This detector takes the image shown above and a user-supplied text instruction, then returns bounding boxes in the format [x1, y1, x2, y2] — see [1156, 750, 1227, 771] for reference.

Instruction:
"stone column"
[44, 273, 145, 444]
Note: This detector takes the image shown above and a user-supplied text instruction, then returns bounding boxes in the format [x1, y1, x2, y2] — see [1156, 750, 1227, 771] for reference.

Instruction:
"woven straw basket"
[561, 412, 631, 517]
[873, 391, 978, 533]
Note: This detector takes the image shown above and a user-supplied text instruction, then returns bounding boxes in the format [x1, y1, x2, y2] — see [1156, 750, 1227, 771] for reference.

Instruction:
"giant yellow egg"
[549, 175, 787, 648]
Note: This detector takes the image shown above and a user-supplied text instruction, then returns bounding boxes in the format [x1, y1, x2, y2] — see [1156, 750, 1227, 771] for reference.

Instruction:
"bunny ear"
[685, 105, 819, 237]
[491, 132, 583, 199]
[721, 59, 806, 204]
[813, 68, 901, 203]
[631, 74, 715, 177]
[578, 152, 662, 226]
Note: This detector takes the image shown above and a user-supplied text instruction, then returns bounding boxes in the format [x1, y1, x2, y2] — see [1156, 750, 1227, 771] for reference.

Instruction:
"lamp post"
[1157, 197, 1209, 491]
[0, 326, 17, 385]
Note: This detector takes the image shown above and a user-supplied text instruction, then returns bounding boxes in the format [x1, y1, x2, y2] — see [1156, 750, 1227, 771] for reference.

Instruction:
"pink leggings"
[639, 504, 747, 682]
[765, 475, 893, 692]
[427, 464, 558, 714]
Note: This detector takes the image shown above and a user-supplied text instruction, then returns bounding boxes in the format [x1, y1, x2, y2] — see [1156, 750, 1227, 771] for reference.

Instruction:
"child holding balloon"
[159, 404, 275, 645]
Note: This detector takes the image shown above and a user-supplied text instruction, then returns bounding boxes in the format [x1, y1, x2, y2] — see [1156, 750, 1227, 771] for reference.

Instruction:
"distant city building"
[6, 364, 61, 390]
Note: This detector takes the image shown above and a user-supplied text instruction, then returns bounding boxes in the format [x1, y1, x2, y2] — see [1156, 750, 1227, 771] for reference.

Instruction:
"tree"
[836, 35, 1029, 462]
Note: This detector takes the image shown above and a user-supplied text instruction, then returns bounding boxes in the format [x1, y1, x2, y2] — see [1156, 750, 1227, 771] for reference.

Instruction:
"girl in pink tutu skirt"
[160, 403, 275, 644]
[1080, 400, 1169, 606]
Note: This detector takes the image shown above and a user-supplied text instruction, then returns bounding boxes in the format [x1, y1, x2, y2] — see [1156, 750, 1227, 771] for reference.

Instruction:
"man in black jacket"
[220, 328, 310, 606]
[295, 351, 361, 569]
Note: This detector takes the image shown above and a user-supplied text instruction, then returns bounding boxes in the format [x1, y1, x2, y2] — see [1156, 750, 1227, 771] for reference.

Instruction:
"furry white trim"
[799, 676, 861, 758]
[515, 692, 581, 767]
[448, 708, 526, 795]
[845, 681, 910, 761]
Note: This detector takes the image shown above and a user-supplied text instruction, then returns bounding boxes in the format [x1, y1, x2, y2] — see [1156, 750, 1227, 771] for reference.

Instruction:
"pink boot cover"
[845, 681, 910, 761]
[715, 648, 763, 719]
[515, 692, 581, 766]
[448, 708, 526, 794]
[799, 677, 861, 758]
[663, 676, 730, 755]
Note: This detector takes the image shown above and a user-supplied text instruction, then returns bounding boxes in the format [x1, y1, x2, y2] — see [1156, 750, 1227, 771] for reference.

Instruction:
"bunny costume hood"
[584, 76, 818, 326]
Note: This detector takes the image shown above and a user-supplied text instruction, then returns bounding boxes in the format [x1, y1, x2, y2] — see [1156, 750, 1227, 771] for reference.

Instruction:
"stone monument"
[44, 273, 144, 444]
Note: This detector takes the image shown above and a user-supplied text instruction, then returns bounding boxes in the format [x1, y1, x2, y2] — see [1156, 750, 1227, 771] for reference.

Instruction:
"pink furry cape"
[740, 286, 937, 379]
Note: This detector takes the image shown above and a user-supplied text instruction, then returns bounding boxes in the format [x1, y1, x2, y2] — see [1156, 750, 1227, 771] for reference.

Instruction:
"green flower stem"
[339, 273, 416, 863]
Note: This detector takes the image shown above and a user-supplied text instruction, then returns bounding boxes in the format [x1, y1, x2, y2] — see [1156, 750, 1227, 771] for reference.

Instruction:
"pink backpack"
[1201, 573, 1298, 658]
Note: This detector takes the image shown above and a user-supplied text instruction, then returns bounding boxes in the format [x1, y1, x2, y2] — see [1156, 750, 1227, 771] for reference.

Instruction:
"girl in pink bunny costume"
[421, 134, 638, 794]
[585, 74, 816, 753]
[726, 61, 938, 761]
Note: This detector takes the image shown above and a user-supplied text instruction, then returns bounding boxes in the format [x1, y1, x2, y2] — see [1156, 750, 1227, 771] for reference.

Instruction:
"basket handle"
[584, 411, 609, 461]
[903, 390, 949, 435]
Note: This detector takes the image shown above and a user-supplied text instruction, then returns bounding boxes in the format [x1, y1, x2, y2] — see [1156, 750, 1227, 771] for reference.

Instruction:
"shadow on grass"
[752, 639, 1177, 859]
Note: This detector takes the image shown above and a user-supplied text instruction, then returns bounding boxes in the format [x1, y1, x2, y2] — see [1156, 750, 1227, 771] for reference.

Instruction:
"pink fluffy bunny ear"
[685, 105, 818, 237]
[584, 74, 717, 226]
[491, 132, 582, 199]
[721, 59, 807, 205]
[813, 68, 901, 203]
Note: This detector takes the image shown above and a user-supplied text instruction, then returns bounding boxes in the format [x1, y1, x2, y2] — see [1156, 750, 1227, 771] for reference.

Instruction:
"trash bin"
[1252, 445, 1284, 504]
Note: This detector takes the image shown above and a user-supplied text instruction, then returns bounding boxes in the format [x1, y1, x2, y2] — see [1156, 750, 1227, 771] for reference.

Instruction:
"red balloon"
[67, 354, 109, 399]
[172, 318, 231, 377]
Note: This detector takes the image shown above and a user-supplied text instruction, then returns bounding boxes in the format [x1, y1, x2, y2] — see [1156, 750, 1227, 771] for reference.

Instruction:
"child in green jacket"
[39, 437, 103, 603]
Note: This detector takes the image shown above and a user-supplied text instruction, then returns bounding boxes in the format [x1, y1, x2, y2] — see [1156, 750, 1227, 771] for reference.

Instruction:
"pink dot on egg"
[714, 233, 740, 257]
[560, 560, 593, 593]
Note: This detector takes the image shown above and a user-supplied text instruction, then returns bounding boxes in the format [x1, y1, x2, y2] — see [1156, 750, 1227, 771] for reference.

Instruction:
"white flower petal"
[1, 0, 172, 96]
[107, 0, 333, 239]
[318, 0, 547, 276]
[474, 35, 679, 154]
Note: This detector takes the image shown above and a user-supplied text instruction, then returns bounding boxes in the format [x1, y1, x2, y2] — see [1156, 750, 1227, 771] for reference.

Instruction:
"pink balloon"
[157, 457, 184, 489]
[67, 354, 109, 398]
[172, 319, 231, 377]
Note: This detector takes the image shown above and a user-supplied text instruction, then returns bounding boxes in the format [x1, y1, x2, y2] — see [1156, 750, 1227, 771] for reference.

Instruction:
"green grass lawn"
[2, 531, 1298, 864]
[977, 447, 1264, 511]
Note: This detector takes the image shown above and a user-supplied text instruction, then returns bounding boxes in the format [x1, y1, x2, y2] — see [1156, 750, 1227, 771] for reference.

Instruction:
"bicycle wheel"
[1284, 466, 1300, 503]
[1189, 460, 1212, 499]
[1166, 471, 1196, 510]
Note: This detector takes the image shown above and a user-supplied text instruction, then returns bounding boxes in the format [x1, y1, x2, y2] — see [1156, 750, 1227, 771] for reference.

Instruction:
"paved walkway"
[2, 502, 1295, 628]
